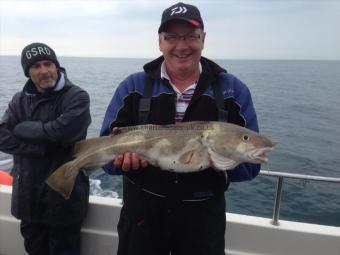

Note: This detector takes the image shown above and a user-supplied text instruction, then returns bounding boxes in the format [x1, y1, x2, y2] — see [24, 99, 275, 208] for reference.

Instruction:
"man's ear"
[158, 34, 164, 52]
[202, 32, 206, 44]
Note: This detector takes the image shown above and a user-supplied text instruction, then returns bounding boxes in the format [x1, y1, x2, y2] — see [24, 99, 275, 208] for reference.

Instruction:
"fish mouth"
[248, 147, 275, 163]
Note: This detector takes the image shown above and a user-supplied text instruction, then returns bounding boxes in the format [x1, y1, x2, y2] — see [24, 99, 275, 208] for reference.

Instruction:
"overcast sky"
[1, 0, 339, 60]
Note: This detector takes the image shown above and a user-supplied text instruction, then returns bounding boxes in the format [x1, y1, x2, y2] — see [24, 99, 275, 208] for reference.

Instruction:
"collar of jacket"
[143, 56, 228, 106]
[143, 56, 227, 83]
[23, 67, 68, 97]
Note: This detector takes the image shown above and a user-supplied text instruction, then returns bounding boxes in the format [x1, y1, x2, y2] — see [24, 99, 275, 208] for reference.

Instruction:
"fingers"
[114, 153, 148, 172]
[122, 153, 132, 171]
[114, 154, 124, 169]
[140, 159, 148, 168]
[131, 153, 140, 170]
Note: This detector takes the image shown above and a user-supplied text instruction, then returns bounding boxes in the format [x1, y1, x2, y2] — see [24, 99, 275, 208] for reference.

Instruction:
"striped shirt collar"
[160, 61, 202, 95]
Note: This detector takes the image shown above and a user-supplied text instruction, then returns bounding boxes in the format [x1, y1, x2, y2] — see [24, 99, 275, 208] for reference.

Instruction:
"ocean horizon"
[1, 56, 339, 227]
[2, 54, 340, 61]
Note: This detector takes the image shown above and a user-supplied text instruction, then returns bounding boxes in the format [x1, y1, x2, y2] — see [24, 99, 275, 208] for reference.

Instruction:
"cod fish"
[46, 121, 275, 199]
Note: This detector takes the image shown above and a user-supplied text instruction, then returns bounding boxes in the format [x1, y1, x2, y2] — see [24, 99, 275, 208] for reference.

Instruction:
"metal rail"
[259, 170, 340, 226]
[2, 159, 340, 226]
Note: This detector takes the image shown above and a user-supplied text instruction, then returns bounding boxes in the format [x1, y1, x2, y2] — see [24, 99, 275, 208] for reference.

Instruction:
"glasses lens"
[163, 32, 201, 43]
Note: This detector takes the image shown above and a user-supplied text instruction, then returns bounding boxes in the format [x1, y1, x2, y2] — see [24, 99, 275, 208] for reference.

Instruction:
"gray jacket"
[0, 69, 91, 225]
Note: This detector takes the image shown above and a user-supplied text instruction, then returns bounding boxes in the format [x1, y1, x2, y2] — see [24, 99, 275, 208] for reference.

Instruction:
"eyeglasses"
[162, 32, 202, 43]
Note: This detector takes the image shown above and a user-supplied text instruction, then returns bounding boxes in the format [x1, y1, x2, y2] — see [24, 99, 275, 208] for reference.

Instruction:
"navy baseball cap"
[158, 2, 204, 33]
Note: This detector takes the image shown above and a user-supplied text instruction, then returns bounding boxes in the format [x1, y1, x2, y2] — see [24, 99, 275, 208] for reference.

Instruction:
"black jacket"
[100, 57, 260, 200]
[0, 69, 91, 225]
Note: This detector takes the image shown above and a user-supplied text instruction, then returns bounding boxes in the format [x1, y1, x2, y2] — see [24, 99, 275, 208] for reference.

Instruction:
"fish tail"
[45, 161, 79, 200]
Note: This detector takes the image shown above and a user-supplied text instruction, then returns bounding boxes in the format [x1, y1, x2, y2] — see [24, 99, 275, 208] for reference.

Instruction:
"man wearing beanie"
[0, 42, 91, 255]
[101, 2, 261, 255]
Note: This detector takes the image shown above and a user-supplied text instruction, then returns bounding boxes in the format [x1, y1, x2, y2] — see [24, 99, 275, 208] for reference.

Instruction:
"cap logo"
[25, 46, 51, 59]
[170, 6, 187, 16]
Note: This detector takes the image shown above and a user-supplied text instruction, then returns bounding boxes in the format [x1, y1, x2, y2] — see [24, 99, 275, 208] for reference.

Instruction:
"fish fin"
[110, 126, 139, 136]
[45, 161, 78, 200]
[178, 150, 203, 165]
[178, 150, 195, 164]
[110, 127, 123, 136]
[208, 148, 237, 170]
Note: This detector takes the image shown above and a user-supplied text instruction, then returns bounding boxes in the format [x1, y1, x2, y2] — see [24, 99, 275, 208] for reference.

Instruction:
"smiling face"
[28, 60, 58, 93]
[159, 20, 205, 78]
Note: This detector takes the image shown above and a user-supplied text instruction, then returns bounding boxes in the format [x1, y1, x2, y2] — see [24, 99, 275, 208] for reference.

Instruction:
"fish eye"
[242, 134, 250, 142]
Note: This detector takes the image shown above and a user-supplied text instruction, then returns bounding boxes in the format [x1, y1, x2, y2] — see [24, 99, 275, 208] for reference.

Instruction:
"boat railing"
[259, 170, 340, 226]
[2, 159, 340, 226]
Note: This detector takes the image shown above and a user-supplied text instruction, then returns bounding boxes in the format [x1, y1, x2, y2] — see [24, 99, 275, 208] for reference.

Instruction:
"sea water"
[1, 56, 339, 226]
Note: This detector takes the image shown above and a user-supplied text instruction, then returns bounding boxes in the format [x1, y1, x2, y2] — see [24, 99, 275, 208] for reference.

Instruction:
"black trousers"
[20, 220, 82, 255]
[117, 181, 226, 255]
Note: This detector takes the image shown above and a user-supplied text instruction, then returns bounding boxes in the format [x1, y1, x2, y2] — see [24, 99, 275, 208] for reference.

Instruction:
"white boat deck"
[1, 184, 340, 255]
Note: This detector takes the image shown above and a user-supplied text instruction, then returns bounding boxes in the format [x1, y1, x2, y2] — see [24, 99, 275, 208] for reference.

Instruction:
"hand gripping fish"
[46, 121, 275, 199]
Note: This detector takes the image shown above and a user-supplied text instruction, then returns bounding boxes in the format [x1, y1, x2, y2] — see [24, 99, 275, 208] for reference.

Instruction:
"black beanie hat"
[21, 42, 60, 77]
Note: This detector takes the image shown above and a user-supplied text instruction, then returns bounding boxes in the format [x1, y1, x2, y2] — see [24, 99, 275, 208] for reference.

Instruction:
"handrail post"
[271, 176, 284, 226]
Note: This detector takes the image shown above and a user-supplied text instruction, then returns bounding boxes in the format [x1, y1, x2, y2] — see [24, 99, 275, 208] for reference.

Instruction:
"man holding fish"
[98, 2, 274, 255]
[45, 2, 274, 255]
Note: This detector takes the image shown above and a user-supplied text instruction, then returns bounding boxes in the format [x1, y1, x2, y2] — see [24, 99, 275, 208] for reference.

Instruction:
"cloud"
[1, 0, 340, 59]
[1, 1, 119, 18]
